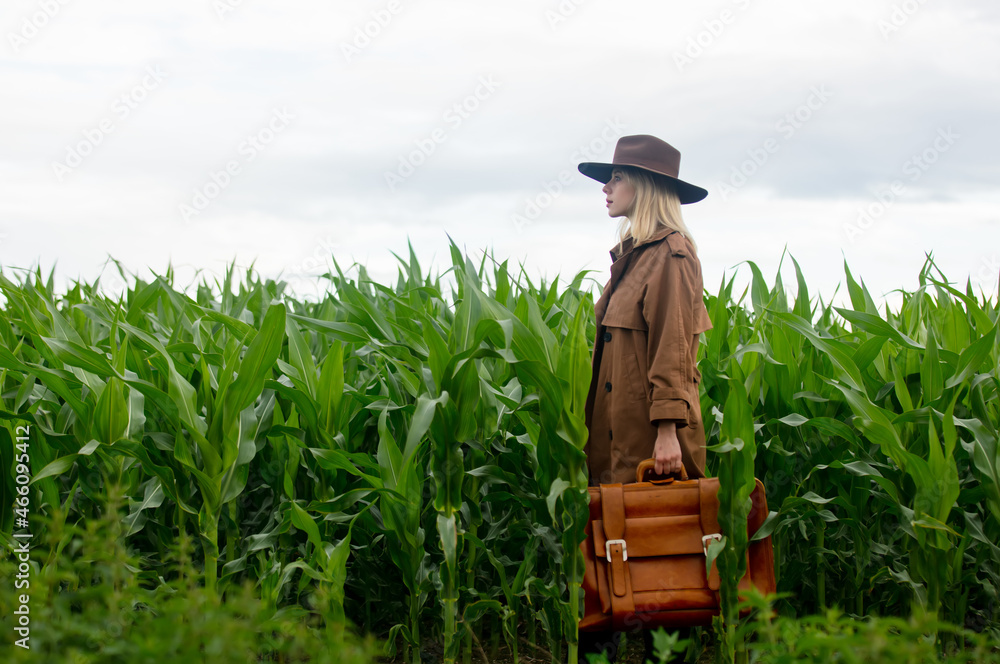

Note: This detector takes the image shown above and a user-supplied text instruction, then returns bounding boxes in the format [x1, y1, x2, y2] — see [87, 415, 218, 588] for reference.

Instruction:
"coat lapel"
[596, 227, 678, 325]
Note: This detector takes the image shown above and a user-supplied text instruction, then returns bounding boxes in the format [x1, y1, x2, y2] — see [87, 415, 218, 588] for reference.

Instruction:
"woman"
[577, 135, 713, 663]
[580, 134, 712, 485]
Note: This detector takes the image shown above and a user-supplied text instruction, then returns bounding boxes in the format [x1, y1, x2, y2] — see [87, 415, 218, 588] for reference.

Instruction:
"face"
[602, 169, 635, 218]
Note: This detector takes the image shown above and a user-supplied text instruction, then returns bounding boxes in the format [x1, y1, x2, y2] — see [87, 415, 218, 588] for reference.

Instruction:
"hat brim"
[578, 162, 708, 204]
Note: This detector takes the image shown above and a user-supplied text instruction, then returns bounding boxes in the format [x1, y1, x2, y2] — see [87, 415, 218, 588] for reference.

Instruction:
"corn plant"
[2, 242, 998, 663]
[707, 362, 760, 664]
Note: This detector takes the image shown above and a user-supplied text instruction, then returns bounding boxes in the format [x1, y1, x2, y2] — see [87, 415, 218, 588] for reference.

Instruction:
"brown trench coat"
[584, 227, 713, 485]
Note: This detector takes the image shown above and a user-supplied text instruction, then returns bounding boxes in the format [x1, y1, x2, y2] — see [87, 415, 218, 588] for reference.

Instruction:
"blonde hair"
[613, 166, 697, 257]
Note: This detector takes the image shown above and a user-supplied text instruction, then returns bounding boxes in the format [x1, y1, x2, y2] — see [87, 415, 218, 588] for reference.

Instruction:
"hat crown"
[576, 133, 708, 204]
[612, 134, 681, 179]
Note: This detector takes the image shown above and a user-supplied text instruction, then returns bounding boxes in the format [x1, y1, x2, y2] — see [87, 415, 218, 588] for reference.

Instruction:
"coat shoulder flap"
[664, 231, 690, 257]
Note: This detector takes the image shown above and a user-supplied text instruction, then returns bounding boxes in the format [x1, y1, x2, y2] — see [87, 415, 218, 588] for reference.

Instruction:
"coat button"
[604, 381, 612, 392]
[603, 331, 612, 342]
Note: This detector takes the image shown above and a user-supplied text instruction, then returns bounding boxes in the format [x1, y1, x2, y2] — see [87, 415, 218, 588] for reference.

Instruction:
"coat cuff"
[649, 398, 689, 425]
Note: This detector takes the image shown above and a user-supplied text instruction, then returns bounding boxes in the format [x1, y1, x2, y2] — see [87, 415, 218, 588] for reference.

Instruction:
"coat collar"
[610, 226, 678, 262]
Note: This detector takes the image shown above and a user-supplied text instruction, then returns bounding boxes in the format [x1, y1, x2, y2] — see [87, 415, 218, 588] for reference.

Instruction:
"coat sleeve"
[641, 236, 703, 427]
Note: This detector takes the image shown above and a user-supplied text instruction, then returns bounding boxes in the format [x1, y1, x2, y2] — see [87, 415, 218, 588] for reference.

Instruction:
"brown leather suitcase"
[579, 460, 775, 632]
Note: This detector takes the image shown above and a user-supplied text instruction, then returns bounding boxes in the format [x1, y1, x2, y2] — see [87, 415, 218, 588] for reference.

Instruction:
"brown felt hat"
[578, 134, 708, 204]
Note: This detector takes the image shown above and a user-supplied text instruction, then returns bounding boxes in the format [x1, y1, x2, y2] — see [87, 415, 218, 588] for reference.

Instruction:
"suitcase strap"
[699, 479, 722, 591]
[600, 483, 634, 631]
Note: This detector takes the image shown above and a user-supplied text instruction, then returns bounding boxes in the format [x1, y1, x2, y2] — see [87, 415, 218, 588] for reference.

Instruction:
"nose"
[602, 181, 611, 194]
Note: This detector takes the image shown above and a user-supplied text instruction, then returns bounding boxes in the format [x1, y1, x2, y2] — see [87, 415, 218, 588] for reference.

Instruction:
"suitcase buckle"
[702, 533, 722, 556]
[605, 539, 627, 562]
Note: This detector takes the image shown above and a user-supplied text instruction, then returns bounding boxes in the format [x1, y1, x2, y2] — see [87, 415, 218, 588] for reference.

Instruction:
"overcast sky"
[2, 0, 998, 313]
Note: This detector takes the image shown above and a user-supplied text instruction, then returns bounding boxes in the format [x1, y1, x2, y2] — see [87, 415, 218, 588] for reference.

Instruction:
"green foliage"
[707, 254, 1000, 633]
[646, 627, 692, 663]
[0, 482, 379, 663]
[709, 364, 759, 664]
[1, 244, 998, 663]
[739, 589, 1000, 664]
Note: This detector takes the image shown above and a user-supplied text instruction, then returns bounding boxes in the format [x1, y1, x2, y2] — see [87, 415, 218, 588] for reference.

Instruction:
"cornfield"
[1, 241, 998, 663]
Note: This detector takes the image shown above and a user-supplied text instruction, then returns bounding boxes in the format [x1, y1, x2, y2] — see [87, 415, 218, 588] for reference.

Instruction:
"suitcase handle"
[636, 458, 689, 483]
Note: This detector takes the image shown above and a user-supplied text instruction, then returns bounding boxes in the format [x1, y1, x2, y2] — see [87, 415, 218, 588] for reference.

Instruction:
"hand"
[653, 421, 683, 476]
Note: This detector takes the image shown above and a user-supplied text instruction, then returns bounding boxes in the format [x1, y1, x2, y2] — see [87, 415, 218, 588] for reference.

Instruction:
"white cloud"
[1, 0, 997, 312]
